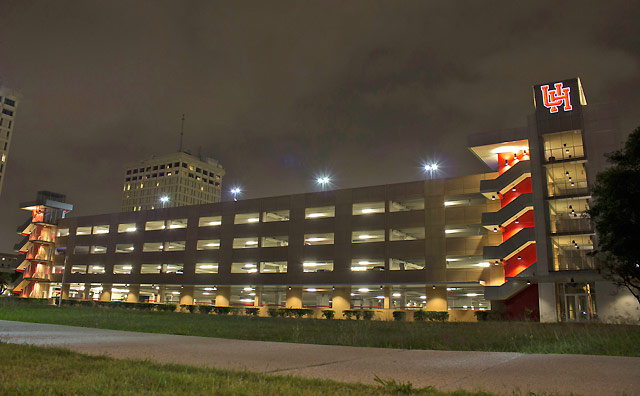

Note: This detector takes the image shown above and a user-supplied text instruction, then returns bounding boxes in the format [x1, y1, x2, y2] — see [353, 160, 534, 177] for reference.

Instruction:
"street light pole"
[160, 196, 170, 208]
[231, 188, 241, 202]
[316, 176, 330, 191]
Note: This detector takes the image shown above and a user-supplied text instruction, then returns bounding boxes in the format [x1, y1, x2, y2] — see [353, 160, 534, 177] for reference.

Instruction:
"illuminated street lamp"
[160, 196, 170, 208]
[316, 176, 330, 191]
[231, 187, 241, 202]
[424, 163, 439, 179]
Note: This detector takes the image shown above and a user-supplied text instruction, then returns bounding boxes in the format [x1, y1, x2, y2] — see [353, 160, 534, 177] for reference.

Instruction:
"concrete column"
[99, 284, 112, 302]
[425, 286, 448, 311]
[61, 283, 70, 300]
[383, 286, 392, 310]
[157, 285, 165, 303]
[254, 286, 262, 307]
[332, 286, 351, 318]
[126, 284, 140, 303]
[215, 286, 230, 307]
[285, 286, 303, 308]
[83, 283, 92, 300]
[538, 282, 559, 323]
[180, 285, 194, 305]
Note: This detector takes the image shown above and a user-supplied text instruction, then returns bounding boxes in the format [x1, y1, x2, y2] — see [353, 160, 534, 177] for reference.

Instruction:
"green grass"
[1, 298, 639, 356]
[0, 342, 506, 396]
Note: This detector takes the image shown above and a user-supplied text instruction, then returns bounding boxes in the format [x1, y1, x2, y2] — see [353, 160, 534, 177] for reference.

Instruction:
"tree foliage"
[590, 126, 640, 303]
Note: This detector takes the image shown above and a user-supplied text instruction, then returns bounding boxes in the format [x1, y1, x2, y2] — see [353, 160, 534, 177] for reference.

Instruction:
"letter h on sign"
[541, 82, 572, 113]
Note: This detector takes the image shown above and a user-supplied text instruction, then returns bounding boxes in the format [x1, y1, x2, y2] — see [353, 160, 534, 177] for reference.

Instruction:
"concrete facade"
[13, 78, 640, 323]
[0, 86, 21, 198]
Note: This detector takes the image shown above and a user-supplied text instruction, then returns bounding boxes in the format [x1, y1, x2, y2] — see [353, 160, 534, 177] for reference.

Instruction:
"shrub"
[474, 311, 489, 321]
[198, 305, 214, 314]
[321, 309, 335, 319]
[474, 310, 505, 321]
[213, 306, 231, 315]
[285, 308, 313, 318]
[156, 303, 177, 312]
[245, 307, 260, 316]
[423, 311, 449, 322]
[229, 307, 243, 316]
[180, 304, 197, 313]
[343, 310, 362, 320]
[362, 310, 375, 320]
[267, 307, 285, 317]
[392, 311, 406, 321]
[413, 309, 427, 321]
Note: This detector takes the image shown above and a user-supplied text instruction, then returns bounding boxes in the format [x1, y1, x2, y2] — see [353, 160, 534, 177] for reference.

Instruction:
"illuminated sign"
[540, 82, 572, 113]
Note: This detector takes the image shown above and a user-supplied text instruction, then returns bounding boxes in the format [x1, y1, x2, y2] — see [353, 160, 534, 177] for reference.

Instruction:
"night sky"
[1, 1, 639, 252]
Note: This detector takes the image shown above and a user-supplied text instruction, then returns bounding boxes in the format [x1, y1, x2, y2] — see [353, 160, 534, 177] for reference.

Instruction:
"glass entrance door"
[564, 293, 592, 321]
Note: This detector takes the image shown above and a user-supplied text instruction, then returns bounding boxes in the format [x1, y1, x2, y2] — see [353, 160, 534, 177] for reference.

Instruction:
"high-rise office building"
[0, 85, 21, 197]
[121, 151, 225, 212]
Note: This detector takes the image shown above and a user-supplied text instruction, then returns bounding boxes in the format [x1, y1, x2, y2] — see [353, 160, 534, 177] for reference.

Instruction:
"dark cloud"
[1, 1, 639, 251]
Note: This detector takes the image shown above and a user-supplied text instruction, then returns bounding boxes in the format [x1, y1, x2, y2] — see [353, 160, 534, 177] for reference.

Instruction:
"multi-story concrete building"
[0, 85, 21, 197]
[121, 151, 225, 212]
[13, 78, 640, 323]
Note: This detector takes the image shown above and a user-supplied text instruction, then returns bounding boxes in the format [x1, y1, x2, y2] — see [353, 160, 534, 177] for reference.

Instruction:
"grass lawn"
[0, 342, 507, 396]
[1, 298, 639, 357]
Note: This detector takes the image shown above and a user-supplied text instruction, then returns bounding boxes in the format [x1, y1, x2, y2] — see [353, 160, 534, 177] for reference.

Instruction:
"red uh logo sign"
[541, 82, 572, 113]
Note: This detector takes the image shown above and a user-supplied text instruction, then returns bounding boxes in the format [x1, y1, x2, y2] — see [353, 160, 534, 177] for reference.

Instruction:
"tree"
[589, 126, 640, 304]
[0, 271, 20, 295]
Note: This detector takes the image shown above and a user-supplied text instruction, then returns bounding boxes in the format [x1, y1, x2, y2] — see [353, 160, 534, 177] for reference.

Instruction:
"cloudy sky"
[0, 1, 638, 251]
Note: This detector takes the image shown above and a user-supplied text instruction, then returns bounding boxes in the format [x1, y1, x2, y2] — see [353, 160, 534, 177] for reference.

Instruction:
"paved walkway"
[1, 320, 638, 395]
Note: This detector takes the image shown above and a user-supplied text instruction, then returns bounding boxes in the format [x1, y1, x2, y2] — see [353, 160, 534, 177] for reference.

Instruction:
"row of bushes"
[1, 297, 452, 321]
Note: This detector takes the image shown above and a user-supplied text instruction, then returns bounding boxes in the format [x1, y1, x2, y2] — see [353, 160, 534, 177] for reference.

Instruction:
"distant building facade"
[0, 253, 22, 274]
[0, 85, 21, 197]
[121, 151, 225, 212]
[13, 78, 639, 323]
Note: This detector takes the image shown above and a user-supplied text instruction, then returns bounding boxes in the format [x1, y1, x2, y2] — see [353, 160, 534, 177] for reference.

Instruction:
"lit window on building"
[233, 238, 259, 249]
[352, 230, 385, 243]
[305, 206, 335, 219]
[231, 262, 258, 273]
[76, 226, 92, 235]
[234, 213, 260, 224]
[143, 242, 163, 252]
[90, 246, 107, 254]
[304, 233, 334, 245]
[141, 264, 162, 274]
[351, 259, 384, 271]
[165, 241, 185, 251]
[113, 264, 133, 274]
[259, 261, 287, 273]
[262, 209, 290, 222]
[145, 220, 165, 231]
[115, 244, 134, 253]
[196, 240, 220, 250]
[118, 223, 137, 233]
[163, 264, 183, 274]
[389, 198, 425, 212]
[303, 260, 333, 273]
[352, 202, 385, 215]
[261, 236, 288, 247]
[389, 258, 425, 271]
[167, 218, 188, 229]
[389, 227, 425, 241]
[195, 263, 218, 274]
[92, 225, 110, 234]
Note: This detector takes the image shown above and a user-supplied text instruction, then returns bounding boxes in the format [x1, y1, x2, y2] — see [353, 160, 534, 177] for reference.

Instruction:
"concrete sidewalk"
[1, 320, 638, 395]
